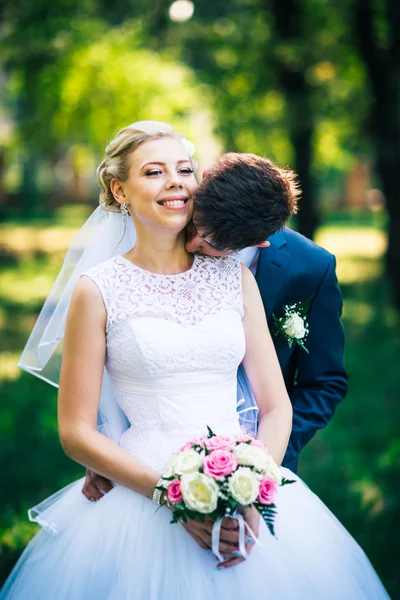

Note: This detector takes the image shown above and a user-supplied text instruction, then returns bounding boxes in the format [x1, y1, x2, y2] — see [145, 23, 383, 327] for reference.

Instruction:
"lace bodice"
[85, 254, 243, 331]
[83, 254, 246, 472]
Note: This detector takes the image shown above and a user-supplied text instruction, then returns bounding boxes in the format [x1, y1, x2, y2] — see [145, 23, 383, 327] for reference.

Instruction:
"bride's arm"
[241, 264, 293, 466]
[58, 276, 160, 499]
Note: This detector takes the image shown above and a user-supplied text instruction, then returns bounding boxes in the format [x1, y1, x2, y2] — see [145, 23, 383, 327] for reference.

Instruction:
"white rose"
[283, 314, 306, 339]
[233, 443, 269, 472]
[174, 449, 202, 475]
[180, 137, 196, 157]
[228, 467, 260, 505]
[181, 472, 219, 513]
[162, 454, 176, 478]
[263, 455, 282, 485]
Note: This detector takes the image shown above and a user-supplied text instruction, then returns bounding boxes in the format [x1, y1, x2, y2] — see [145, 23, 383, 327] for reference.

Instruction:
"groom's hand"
[81, 468, 113, 501]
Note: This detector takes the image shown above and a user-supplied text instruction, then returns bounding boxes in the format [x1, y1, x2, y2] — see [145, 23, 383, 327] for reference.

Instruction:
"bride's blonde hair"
[97, 121, 194, 211]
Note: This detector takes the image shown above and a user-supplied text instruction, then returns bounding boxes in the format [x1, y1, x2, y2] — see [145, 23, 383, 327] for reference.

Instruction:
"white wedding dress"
[1, 254, 389, 599]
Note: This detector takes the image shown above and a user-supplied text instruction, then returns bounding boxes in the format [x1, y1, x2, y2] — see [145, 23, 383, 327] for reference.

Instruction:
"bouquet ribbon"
[211, 513, 261, 562]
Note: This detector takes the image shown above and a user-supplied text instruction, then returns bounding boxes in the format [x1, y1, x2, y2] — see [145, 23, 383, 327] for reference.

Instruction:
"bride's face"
[119, 137, 197, 234]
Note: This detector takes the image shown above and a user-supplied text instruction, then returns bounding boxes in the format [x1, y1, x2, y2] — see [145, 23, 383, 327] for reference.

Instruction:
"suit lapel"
[255, 230, 291, 321]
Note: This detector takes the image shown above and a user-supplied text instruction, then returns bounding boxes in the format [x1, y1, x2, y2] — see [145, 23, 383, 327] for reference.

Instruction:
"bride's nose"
[165, 171, 183, 189]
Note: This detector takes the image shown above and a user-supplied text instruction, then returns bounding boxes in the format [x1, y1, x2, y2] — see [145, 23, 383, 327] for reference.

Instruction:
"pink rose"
[193, 436, 207, 447]
[258, 478, 277, 505]
[179, 441, 193, 452]
[236, 434, 253, 443]
[203, 450, 237, 480]
[179, 436, 207, 452]
[251, 439, 268, 452]
[167, 479, 183, 504]
[204, 435, 233, 452]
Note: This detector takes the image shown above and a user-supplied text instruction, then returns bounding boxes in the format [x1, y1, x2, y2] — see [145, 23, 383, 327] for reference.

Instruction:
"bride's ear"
[255, 241, 270, 248]
[110, 178, 126, 204]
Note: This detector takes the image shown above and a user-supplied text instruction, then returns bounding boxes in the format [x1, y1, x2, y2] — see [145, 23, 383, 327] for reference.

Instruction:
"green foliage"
[48, 25, 203, 152]
[254, 502, 278, 537]
[281, 477, 296, 486]
[206, 425, 215, 438]
[0, 9, 207, 211]
[168, 0, 370, 180]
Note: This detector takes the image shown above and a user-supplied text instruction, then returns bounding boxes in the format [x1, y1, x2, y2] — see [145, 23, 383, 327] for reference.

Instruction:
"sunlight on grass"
[0, 268, 56, 306]
[350, 479, 385, 516]
[0, 520, 38, 552]
[0, 226, 78, 255]
[315, 226, 387, 258]
[0, 353, 20, 382]
[342, 299, 375, 324]
[335, 257, 383, 284]
[315, 226, 386, 283]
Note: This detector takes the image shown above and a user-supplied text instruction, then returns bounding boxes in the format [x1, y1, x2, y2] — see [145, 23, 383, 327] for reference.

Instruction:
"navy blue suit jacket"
[248, 227, 348, 472]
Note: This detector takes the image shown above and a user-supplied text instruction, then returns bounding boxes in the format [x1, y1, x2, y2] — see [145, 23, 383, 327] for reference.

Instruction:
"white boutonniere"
[271, 296, 314, 353]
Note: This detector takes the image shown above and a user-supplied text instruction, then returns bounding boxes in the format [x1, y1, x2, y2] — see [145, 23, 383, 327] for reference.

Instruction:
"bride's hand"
[216, 506, 260, 570]
[180, 516, 244, 557]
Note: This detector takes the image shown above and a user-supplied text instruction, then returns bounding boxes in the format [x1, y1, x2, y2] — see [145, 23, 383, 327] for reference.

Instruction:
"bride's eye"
[179, 168, 194, 175]
[145, 169, 162, 176]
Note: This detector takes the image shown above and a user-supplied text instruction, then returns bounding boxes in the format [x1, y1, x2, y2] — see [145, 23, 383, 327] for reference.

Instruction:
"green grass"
[301, 276, 400, 595]
[0, 219, 399, 596]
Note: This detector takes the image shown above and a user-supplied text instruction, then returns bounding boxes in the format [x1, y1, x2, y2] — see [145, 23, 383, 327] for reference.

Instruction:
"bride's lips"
[157, 195, 190, 211]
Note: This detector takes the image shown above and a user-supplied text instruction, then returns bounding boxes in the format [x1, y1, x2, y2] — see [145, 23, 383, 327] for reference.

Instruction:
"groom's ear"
[255, 241, 270, 248]
[202, 169, 209, 180]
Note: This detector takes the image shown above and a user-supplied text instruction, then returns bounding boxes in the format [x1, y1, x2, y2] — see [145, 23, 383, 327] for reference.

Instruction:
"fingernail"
[216, 567, 224, 571]
[233, 551, 242, 557]
[246, 537, 253, 543]
[206, 549, 212, 554]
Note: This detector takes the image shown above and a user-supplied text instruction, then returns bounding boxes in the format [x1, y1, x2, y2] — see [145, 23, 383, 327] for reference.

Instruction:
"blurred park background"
[0, 0, 399, 595]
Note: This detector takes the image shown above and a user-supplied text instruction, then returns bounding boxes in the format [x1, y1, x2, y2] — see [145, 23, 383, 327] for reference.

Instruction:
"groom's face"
[185, 168, 234, 256]
[185, 220, 233, 256]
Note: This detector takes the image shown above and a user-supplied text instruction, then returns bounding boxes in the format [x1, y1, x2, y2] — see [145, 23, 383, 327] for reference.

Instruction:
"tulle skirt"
[0, 468, 389, 600]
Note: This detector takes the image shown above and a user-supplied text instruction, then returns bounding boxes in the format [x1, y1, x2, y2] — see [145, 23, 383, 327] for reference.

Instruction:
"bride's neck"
[125, 230, 193, 275]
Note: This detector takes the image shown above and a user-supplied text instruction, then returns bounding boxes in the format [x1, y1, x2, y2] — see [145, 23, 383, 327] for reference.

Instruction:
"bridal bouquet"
[156, 427, 294, 536]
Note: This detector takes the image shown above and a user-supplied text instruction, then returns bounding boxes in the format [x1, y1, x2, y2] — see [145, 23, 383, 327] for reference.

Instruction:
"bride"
[1, 121, 389, 599]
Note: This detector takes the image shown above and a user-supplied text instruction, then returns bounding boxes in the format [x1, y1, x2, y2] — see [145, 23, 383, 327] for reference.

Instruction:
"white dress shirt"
[233, 247, 260, 276]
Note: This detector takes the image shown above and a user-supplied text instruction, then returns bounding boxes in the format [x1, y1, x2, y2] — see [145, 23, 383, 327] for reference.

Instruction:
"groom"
[82, 152, 347, 499]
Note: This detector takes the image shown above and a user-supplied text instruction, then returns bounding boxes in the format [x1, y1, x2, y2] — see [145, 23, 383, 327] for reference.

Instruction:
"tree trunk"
[268, 0, 319, 240]
[17, 61, 47, 216]
[354, 0, 400, 308]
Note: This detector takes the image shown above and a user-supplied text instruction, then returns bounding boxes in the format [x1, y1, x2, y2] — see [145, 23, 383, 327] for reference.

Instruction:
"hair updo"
[97, 121, 194, 211]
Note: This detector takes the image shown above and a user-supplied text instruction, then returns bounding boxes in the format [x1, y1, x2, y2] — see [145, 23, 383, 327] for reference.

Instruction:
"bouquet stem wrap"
[212, 512, 247, 562]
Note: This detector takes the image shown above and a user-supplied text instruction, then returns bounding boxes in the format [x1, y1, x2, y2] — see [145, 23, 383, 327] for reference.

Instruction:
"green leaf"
[255, 502, 278, 537]
[281, 478, 296, 486]
[296, 339, 309, 354]
[207, 425, 215, 438]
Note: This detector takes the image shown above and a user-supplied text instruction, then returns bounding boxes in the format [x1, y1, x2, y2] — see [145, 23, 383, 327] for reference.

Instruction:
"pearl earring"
[120, 202, 129, 217]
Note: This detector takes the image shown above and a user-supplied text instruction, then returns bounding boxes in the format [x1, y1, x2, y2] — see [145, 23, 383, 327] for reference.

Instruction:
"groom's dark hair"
[193, 153, 300, 251]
